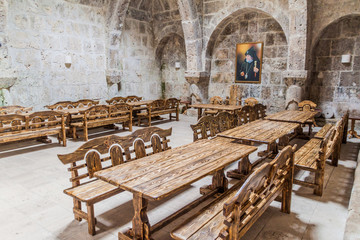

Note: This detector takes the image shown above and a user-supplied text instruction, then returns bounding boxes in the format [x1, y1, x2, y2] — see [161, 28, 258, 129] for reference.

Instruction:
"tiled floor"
[0, 114, 358, 240]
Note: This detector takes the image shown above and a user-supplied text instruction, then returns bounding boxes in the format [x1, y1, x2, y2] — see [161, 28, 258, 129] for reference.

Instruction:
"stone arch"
[204, 7, 288, 73]
[308, 14, 360, 118]
[155, 32, 185, 63]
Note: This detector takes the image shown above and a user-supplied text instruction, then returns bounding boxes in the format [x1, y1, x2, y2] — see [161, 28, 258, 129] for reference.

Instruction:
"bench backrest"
[46, 101, 76, 110]
[253, 103, 266, 120]
[106, 96, 142, 105]
[106, 97, 127, 105]
[165, 98, 180, 109]
[298, 100, 316, 112]
[83, 105, 111, 122]
[190, 112, 237, 142]
[236, 105, 255, 125]
[221, 145, 295, 239]
[320, 127, 336, 161]
[126, 95, 142, 102]
[210, 96, 223, 105]
[57, 127, 172, 186]
[0, 111, 65, 135]
[244, 97, 258, 107]
[150, 99, 166, 111]
[190, 115, 218, 141]
[0, 105, 33, 115]
[74, 99, 99, 108]
[109, 103, 132, 117]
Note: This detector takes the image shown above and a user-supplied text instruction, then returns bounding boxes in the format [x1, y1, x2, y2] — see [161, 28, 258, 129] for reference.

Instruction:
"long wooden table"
[94, 137, 257, 240]
[265, 110, 317, 124]
[218, 119, 299, 153]
[190, 104, 242, 120]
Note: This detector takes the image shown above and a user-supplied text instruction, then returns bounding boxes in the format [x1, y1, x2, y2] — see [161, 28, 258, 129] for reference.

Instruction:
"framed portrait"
[235, 42, 263, 84]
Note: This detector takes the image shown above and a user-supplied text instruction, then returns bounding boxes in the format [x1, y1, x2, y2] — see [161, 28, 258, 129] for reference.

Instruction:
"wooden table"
[218, 119, 299, 153]
[348, 116, 360, 139]
[94, 137, 257, 240]
[265, 110, 317, 124]
[190, 104, 242, 120]
[127, 100, 153, 109]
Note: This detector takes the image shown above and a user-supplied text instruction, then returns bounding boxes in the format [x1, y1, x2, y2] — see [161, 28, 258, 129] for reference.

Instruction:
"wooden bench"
[293, 118, 346, 195]
[138, 98, 179, 126]
[70, 104, 132, 141]
[0, 105, 33, 114]
[0, 111, 67, 146]
[57, 127, 172, 235]
[171, 145, 295, 240]
[106, 95, 142, 104]
[190, 112, 237, 142]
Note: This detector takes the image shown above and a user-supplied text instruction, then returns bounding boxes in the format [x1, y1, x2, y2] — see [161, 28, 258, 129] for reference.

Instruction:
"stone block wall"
[114, 2, 161, 100]
[159, 34, 188, 99]
[4, 0, 108, 110]
[209, 11, 288, 113]
[310, 16, 360, 118]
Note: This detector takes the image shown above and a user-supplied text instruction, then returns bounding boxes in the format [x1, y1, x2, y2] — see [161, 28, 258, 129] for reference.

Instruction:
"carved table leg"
[278, 135, 289, 149]
[227, 155, 252, 180]
[200, 168, 228, 195]
[123, 193, 151, 240]
[348, 119, 360, 139]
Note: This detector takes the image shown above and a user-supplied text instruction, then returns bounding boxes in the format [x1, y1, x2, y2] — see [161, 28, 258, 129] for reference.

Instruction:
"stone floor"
[0, 114, 359, 240]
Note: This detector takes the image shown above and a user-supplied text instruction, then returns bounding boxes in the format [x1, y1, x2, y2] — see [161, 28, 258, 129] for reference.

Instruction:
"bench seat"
[171, 183, 241, 240]
[64, 179, 122, 203]
[314, 123, 333, 139]
[0, 127, 64, 143]
[294, 138, 322, 171]
[70, 115, 129, 128]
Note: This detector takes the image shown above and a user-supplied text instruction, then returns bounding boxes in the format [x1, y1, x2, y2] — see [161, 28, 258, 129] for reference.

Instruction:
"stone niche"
[209, 10, 288, 113]
[310, 15, 360, 118]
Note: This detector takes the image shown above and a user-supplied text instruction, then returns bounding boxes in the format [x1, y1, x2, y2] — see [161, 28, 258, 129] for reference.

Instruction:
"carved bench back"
[74, 99, 99, 108]
[0, 111, 65, 135]
[165, 98, 180, 109]
[0, 105, 33, 115]
[210, 96, 223, 105]
[46, 101, 76, 110]
[83, 105, 111, 122]
[126, 95, 142, 102]
[106, 97, 127, 105]
[150, 99, 166, 111]
[109, 103, 132, 117]
[244, 97, 258, 107]
[190, 115, 219, 141]
[298, 100, 317, 112]
[253, 103, 267, 120]
[217, 111, 237, 132]
[221, 145, 295, 239]
[236, 105, 256, 125]
[58, 127, 172, 187]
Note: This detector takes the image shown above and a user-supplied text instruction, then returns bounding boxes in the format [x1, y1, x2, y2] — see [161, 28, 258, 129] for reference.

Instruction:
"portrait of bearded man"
[236, 46, 261, 82]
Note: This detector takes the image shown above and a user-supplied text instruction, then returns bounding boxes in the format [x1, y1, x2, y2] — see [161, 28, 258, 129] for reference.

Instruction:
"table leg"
[348, 119, 360, 139]
[128, 193, 151, 240]
[197, 108, 202, 120]
[227, 155, 253, 179]
[200, 168, 228, 195]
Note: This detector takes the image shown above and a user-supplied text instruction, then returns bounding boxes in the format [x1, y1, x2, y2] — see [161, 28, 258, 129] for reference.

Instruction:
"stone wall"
[3, 0, 108, 110]
[159, 34, 188, 99]
[113, 2, 162, 100]
[310, 16, 360, 118]
[209, 11, 288, 113]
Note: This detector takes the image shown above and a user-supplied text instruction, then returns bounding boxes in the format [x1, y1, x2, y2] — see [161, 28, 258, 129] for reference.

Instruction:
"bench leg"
[314, 168, 324, 196]
[84, 127, 88, 141]
[281, 177, 293, 214]
[87, 204, 96, 236]
[332, 142, 340, 167]
[169, 113, 172, 120]
[73, 199, 82, 222]
[176, 108, 179, 121]
[72, 127, 77, 139]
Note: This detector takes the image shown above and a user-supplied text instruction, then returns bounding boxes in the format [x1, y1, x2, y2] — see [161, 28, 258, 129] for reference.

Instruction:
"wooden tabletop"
[218, 119, 300, 144]
[94, 137, 257, 201]
[127, 100, 153, 107]
[265, 110, 317, 124]
[190, 104, 242, 111]
[56, 107, 90, 115]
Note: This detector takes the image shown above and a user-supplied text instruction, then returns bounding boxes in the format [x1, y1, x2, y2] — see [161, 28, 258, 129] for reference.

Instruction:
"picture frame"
[235, 42, 263, 84]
